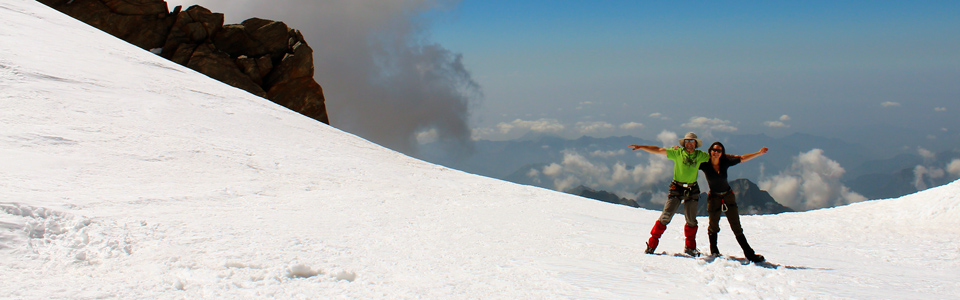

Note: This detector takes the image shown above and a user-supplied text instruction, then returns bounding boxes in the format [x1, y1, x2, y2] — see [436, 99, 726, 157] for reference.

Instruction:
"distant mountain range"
[418, 133, 959, 213]
[569, 179, 793, 215]
[844, 149, 960, 200]
[422, 133, 882, 181]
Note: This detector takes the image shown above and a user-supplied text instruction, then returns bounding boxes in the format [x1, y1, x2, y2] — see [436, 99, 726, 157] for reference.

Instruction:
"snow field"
[2, 0, 960, 298]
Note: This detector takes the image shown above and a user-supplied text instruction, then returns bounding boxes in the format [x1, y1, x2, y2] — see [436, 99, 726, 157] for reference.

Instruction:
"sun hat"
[678, 132, 702, 148]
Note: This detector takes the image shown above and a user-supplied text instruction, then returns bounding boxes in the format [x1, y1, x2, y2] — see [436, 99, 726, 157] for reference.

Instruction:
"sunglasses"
[709, 148, 723, 153]
[683, 139, 697, 144]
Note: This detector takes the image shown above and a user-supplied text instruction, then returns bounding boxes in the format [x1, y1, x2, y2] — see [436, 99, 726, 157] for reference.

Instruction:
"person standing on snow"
[629, 132, 710, 256]
[700, 142, 768, 262]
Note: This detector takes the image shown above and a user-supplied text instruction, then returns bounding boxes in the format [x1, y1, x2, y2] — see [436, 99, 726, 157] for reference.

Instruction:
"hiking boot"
[644, 242, 655, 254]
[708, 233, 720, 257]
[683, 247, 702, 257]
[746, 253, 765, 263]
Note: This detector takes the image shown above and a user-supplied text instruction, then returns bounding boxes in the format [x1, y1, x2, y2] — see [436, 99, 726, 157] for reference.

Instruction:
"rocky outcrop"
[721, 179, 794, 215]
[568, 186, 640, 208]
[37, 0, 328, 124]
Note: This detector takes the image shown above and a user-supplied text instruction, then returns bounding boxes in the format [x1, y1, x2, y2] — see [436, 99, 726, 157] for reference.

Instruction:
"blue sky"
[428, 1, 960, 144]
[163, 0, 958, 155]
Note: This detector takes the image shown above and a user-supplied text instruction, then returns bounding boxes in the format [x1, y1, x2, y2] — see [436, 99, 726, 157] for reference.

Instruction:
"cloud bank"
[682, 117, 738, 133]
[477, 119, 643, 140]
[496, 118, 565, 135]
[535, 151, 673, 197]
[527, 131, 684, 197]
[759, 149, 867, 211]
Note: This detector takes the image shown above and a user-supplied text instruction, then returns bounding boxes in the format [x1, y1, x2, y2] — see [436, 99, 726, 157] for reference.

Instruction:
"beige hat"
[678, 132, 702, 148]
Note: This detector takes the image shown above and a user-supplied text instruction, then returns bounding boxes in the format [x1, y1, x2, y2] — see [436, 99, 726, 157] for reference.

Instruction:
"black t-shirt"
[699, 156, 741, 192]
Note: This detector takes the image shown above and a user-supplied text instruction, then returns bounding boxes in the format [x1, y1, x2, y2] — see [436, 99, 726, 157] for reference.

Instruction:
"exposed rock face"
[37, 0, 329, 124]
[38, 0, 175, 49]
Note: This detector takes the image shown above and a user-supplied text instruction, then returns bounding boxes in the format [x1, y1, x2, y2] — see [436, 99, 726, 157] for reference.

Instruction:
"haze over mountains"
[419, 133, 960, 211]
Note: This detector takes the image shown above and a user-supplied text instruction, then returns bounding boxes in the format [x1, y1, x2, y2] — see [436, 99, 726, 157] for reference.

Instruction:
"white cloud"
[590, 149, 626, 158]
[648, 112, 670, 120]
[764, 121, 789, 128]
[935, 107, 947, 112]
[542, 163, 563, 177]
[656, 130, 679, 148]
[552, 175, 580, 193]
[496, 118, 565, 134]
[416, 128, 438, 144]
[913, 165, 945, 191]
[947, 159, 960, 178]
[765, 115, 791, 128]
[619, 122, 644, 130]
[533, 150, 673, 195]
[526, 168, 541, 184]
[761, 175, 801, 208]
[881, 101, 901, 107]
[526, 168, 540, 178]
[575, 121, 614, 134]
[917, 147, 936, 161]
[758, 149, 866, 211]
[470, 127, 496, 140]
[682, 117, 738, 132]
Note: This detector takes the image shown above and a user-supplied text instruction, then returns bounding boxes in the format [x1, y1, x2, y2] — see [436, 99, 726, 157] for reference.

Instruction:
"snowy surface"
[2, 0, 959, 298]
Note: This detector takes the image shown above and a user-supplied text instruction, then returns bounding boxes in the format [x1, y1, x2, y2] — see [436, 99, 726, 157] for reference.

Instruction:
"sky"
[3, 1, 960, 297]
[159, 0, 960, 157]
[431, 1, 960, 142]
[156, 0, 959, 209]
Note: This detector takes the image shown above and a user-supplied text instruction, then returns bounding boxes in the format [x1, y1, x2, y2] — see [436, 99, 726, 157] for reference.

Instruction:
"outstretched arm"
[629, 144, 668, 155]
[738, 147, 769, 163]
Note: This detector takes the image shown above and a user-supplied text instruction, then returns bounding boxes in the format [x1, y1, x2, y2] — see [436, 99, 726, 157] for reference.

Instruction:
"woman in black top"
[700, 142, 768, 262]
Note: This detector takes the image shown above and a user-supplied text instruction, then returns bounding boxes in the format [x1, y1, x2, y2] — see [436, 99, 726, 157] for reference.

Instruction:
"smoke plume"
[165, 0, 479, 155]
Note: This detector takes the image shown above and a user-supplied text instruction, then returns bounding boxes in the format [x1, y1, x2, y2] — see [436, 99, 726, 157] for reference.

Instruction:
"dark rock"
[161, 5, 223, 58]
[267, 77, 328, 124]
[185, 43, 266, 97]
[263, 40, 314, 88]
[169, 42, 198, 65]
[101, 0, 168, 15]
[38, 0, 175, 49]
[213, 18, 292, 62]
[39, 0, 329, 125]
[568, 186, 639, 208]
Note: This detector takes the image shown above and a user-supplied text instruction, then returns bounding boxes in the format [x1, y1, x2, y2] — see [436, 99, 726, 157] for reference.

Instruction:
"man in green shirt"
[629, 132, 710, 256]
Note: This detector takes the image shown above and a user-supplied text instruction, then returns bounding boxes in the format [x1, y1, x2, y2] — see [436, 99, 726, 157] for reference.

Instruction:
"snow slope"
[2, 0, 959, 298]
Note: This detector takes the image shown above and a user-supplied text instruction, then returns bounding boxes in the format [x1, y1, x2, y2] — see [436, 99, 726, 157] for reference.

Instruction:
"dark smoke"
[165, 0, 480, 155]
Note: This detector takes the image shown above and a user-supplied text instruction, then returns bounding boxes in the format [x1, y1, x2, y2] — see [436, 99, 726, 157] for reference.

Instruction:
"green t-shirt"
[666, 148, 710, 183]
